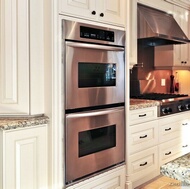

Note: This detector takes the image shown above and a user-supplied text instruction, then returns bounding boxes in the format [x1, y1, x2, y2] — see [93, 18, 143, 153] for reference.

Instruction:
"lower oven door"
[65, 106, 125, 184]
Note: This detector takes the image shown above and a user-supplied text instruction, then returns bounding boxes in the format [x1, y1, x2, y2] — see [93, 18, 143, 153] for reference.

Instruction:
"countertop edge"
[0, 115, 49, 131]
[130, 99, 160, 110]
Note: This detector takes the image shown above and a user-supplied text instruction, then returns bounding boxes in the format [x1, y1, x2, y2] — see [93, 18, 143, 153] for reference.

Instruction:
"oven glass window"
[79, 125, 116, 157]
[78, 63, 116, 88]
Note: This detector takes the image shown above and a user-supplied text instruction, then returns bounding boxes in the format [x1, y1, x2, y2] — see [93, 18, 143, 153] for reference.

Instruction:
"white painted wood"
[130, 106, 157, 125]
[59, 0, 125, 27]
[159, 137, 182, 165]
[98, 0, 125, 26]
[29, 0, 44, 115]
[127, 0, 138, 69]
[0, 0, 29, 114]
[66, 165, 125, 189]
[129, 120, 158, 154]
[173, 6, 190, 67]
[128, 146, 159, 182]
[2, 125, 48, 189]
[127, 107, 159, 188]
[158, 112, 190, 165]
[60, 0, 96, 20]
[0, 0, 44, 115]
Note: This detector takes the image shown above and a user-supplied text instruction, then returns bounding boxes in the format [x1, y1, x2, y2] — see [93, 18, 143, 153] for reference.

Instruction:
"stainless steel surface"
[138, 4, 190, 46]
[66, 41, 125, 51]
[65, 44, 124, 109]
[131, 93, 190, 116]
[65, 107, 125, 183]
[64, 21, 125, 110]
[62, 20, 125, 46]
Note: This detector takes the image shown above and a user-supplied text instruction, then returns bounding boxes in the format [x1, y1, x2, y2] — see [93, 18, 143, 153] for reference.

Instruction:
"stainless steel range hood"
[138, 4, 190, 46]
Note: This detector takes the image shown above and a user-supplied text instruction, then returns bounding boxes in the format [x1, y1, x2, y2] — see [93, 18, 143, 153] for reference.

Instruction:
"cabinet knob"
[184, 61, 187, 64]
[181, 61, 184, 64]
[100, 13, 104, 17]
[91, 10, 96, 15]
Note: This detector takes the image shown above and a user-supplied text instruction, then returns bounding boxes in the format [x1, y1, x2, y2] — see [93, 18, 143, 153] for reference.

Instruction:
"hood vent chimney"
[138, 4, 190, 46]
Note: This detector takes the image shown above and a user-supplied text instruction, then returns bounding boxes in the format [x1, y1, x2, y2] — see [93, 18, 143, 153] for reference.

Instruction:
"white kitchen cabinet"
[127, 0, 138, 69]
[127, 107, 159, 188]
[159, 138, 182, 165]
[128, 146, 159, 183]
[173, 6, 190, 67]
[59, 0, 125, 27]
[129, 106, 157, 125]
[158, 112, 190, 165]
[129, 120, 158, 154]
[0, 0, 44, 115]
[0, 125, 48, 189]
[66, 165, 125, 189]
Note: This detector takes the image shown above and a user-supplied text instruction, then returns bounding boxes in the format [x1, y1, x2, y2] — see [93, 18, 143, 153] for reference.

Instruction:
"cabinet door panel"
[98, 0, 125, 26]
[4, 126, 48, 189]
[173, 6, 190, 66]
[60, 0, 96, 20]
[0, 0, 29, 114]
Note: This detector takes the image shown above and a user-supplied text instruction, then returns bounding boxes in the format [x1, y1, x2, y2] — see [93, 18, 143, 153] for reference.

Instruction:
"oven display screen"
[78, 125, 116, 157]
[78, 63, 116, 88]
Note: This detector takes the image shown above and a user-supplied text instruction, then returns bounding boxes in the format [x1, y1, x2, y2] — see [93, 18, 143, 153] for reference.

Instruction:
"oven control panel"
[80, 26, 114, 42]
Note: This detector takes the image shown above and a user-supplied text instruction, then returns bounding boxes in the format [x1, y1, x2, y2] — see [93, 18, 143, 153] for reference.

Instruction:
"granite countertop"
[130, 99, 160, 110]
[0, 115, 49, 130]
[161, 153, 190, 186]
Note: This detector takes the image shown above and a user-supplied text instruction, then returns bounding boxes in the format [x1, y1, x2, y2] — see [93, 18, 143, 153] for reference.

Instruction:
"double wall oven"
[63, 20, 125, 185]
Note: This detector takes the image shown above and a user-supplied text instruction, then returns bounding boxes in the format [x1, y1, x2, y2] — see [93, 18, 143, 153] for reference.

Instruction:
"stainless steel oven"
[65, 106, 125, 184]
[63, 20, 125, 185]
[63, 20, 125, 110]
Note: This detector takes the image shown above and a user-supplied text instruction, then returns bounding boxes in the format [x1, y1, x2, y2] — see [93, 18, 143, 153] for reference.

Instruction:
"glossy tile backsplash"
[130, 46, 190, 95]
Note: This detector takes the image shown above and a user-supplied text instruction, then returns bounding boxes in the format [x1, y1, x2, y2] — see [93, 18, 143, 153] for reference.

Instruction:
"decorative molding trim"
[165, 0, 190, 10]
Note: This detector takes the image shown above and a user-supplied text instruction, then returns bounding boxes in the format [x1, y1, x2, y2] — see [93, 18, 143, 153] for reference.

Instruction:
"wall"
[130, 45, 190, 95]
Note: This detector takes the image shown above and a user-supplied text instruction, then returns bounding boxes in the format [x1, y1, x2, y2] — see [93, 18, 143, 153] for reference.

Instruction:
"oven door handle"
[66, 107, 124, 118]
[66, 41, 124, 51]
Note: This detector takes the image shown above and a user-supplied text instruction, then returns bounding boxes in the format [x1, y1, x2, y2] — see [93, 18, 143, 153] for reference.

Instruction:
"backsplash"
[130, 46, 190, 95]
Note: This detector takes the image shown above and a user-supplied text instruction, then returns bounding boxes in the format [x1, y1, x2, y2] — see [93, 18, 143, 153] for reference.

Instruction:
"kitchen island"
[161, 153, 190, 187]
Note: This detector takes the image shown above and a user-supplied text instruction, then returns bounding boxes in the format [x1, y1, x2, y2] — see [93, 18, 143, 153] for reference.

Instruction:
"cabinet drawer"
[159, 120, 182, 143]
[159, 138, 182, 165]
[128, 146, 158, 182]
[130, 107, 157, 125]
[129, 120, 158, 154]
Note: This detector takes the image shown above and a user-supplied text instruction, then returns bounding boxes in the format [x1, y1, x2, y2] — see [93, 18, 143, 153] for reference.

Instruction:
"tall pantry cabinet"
[0, 0, 44, 115]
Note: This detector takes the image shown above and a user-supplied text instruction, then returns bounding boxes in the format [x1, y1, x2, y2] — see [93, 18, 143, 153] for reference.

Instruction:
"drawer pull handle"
[182, 123, 188, 126]
[140, 134, 147, 139]
[140, 162, 147, 166]
[165, 128, 171, 131]
[165, 151, 171, 156]
[139, 114, 146, 117]
[183, 145, 188, 148]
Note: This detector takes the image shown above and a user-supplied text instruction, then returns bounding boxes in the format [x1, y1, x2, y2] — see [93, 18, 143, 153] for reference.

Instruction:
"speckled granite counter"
[0, 115, 49, 130]
[161, 153, 190, 186]
[130, 99, 160, 110]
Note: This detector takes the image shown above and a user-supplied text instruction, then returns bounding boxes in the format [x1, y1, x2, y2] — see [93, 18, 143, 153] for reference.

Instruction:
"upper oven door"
[65, 42, 125, 110]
